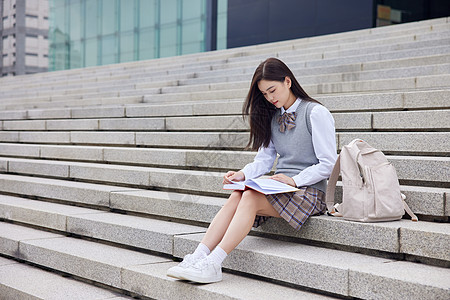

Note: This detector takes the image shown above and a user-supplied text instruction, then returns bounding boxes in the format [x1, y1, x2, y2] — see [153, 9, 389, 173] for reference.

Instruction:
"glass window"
[120, 31, 135, 62]
[69, 1, 82, 41]
[85, 37, 98, 66]
[49, 0, 219, 71]
[182, 0, 203, 20]
[217, 0, 227, 50]
[102, 0, 117, 35]
[85, 0, 98, 39]
[52, 0, 67, 36]
[160, 0, 179, 57]
[160, 25, 177, 58]
[181, 20, 203, 54]
[139, 28, 156, 60]
[160, 0, 177, 24]
[181, 0, 205, 55]
[101, 34, 118, 65]
[70, 40, 83, 69]
[120, 0, 135, 32]
[49, 0, 69, 71]
[139, 0, 157, 28]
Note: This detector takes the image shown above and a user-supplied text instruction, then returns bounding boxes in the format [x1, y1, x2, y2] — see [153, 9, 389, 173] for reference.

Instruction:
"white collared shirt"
[241, 99, 337, 187]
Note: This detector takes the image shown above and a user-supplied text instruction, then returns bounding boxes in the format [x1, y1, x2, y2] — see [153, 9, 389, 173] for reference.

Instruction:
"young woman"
[167, 57, 337, 283]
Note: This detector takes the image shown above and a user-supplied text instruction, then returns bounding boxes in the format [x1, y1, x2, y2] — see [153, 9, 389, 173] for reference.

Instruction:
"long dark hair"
[243, 57, 320, 151]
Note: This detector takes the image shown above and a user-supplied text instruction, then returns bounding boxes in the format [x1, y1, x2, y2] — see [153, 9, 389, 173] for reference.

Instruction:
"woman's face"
[258, 77, 296, 110]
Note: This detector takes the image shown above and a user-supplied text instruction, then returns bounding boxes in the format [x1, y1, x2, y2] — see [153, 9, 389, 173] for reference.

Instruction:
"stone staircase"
[0, 17, 449, 299]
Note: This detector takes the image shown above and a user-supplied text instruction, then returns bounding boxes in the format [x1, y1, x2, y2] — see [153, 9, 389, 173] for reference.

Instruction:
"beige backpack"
[326, 139, 418, 222]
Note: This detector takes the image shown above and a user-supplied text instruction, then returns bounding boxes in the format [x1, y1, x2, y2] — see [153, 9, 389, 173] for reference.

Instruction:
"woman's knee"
[224, 191, 242, 208]
[238, 190, 261, 211]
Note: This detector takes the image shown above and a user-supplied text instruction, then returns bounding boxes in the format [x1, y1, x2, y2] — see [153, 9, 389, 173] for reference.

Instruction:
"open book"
[223, 178, 299, 195]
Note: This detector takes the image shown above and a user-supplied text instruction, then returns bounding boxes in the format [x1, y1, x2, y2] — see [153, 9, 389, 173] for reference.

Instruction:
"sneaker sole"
[180, 272, 222, 284]
[166, 267, 184, 280]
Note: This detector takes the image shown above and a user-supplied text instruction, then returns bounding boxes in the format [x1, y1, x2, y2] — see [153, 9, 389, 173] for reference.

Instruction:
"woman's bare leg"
[218, 190, 280, 254]
[201, 191, 243, 250]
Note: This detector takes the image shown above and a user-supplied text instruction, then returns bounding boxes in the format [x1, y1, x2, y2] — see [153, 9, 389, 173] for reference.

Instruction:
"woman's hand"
[269, 174, 296, 187]
[223, 171, 245, 184]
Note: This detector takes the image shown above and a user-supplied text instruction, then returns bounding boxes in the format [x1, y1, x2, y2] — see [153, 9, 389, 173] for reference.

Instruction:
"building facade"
[2, 0, 449, 75]
[1, 0, 49, 76]
[48, 0, 227, 71]
[226, 0, 450, 49]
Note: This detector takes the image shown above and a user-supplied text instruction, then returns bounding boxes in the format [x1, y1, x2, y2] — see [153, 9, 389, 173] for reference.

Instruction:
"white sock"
[192, 243, 211, 258]
[208, 246, 228, 266]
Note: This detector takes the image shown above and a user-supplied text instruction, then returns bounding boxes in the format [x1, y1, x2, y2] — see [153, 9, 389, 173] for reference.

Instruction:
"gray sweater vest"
[271, 100, 327, 192]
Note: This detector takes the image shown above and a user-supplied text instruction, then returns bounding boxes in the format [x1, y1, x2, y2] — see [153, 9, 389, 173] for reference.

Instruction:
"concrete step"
[0, 95, 144, 112]
[0, 194, 448, 263]
[0, 168, 447, 220]
[143, 74, 450, 104]
[0, 19, 447, 89]
[0, 222, 337, 300]
[161, 63, 450, 95]
[192, 54, 450, 84]
[4, 41, 450, 103]
[3, 67, 450, 110]
[0, 144, 448, 185]
[1, 36, 449, 106]
[5, 220, 444, 300]
[175, 232, 450, 300]
[1, 89, 449, 121]
[1, 22, 448, 93]
[2, 51, 448, 106]
[2, 109, 448, 132]
[206, 44, 450, 85]
[0, 17, 447, 91]
[5, 47, 450, 98]
[0, 256, 132, 299]
[2, 130, 448, 155]
[180, 61, 450, 87]
[230, 22, 450, 59]
[0, 195, 207, 253]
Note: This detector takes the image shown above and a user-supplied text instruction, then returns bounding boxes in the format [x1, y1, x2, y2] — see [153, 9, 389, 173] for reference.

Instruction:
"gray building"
[1, 0, 49, 76]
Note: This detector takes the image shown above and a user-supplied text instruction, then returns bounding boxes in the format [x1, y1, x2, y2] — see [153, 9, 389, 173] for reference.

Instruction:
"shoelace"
[193, 257, 214, 270]
[180, 252, 206, 268]
[179, 254, 194, 267]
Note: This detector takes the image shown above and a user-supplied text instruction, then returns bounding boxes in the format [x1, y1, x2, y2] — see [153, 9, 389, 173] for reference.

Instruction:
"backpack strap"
[402, 193, 419, 221]
[326, 154, 341, 215]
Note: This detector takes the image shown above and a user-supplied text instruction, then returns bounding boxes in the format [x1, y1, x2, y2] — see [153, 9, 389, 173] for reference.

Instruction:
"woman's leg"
[175, 190, 280, 283]
[218, 189, 280, 254]
[201, 190, 243, 251]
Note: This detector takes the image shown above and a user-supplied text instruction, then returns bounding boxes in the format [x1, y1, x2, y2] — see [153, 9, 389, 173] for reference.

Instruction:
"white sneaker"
[166, 252, 205, 279]
[178, 256, 222, 283]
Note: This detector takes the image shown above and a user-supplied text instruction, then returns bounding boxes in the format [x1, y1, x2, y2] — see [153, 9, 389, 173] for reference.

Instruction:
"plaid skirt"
[253, 186, 326, 231]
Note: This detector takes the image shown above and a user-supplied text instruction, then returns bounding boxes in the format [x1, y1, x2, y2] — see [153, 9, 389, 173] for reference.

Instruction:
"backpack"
[326, 139, 418, 222]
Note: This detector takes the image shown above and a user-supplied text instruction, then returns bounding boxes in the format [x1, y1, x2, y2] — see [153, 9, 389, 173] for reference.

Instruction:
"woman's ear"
[285, 76, 291, 88]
